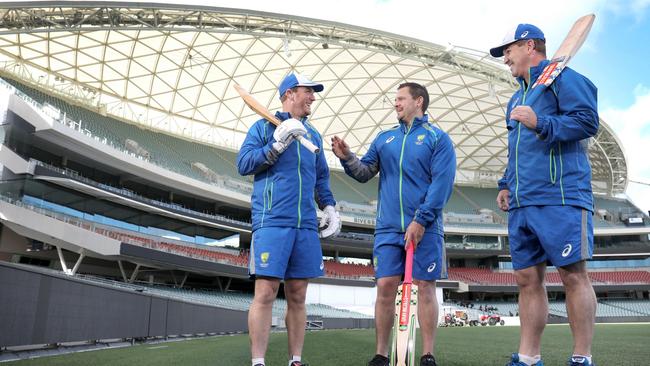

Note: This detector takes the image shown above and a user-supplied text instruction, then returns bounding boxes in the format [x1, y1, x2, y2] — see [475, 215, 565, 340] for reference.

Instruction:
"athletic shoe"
[420, 352, 438, 366]
[568, 356, 594, 366]
[506, 353, 544, 366]
[289, 362, 308, 366]
[367, 354, 390, 366]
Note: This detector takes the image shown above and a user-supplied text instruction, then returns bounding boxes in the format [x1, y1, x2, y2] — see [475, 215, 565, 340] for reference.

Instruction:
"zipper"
[296, 134, 302, 228]
[514, 71, 532, 208]
[398, 121, 414, 231]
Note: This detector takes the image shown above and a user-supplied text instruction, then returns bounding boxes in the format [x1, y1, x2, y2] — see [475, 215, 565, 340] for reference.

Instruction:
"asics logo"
[571, 357, 586, 364]
[385, 136, 395, 144]
[562, 244, 573, 258]
[427, 263, 436, 273]
[520, 31, 529, 38]
[320, 262, 324, 270]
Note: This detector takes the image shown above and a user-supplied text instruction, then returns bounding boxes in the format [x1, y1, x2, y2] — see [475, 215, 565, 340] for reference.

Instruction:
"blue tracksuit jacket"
[236, 112, 336, 231]
[340, 115, 456, 236]
[498, 60, 599, 211]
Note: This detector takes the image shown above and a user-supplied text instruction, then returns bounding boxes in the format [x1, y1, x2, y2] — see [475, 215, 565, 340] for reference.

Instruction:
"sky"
[56, 0, 650, 214]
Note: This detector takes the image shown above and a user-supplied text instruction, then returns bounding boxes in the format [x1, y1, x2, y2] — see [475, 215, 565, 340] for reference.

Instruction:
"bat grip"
[297, 135, 320, 154]
[404, 241, 414, 284]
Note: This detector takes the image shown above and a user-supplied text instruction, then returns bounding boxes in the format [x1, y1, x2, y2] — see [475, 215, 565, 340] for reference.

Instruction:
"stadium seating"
[589, 271, 650, 284]
[447, 268, 650, 286]
[68, 272, 371, 319]
[323, 260, 374, 278]
[447, 299, 650, 318]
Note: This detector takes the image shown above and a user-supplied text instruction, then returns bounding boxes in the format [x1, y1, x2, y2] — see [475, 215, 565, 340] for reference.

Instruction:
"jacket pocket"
[266, 181, 274, 211]
[549, 146, 557, 185]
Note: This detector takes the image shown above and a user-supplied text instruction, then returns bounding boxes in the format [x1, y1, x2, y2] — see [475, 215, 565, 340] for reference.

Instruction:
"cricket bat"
[233, 84, 320, 154]
[523, 14, 595, 106]
[391, 241, 418, 366]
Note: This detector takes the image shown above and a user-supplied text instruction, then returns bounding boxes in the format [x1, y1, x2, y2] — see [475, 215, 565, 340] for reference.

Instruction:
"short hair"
[398, 82, 429, 113]
[280, 87, 296, 102]
[514, 38, 546, 57]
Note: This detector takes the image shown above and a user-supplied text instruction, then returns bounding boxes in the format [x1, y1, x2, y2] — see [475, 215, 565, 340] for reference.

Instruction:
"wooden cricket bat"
[524, 14, 595, 105]
[391, 241, 418, 366]
[233, 84, 320, 154]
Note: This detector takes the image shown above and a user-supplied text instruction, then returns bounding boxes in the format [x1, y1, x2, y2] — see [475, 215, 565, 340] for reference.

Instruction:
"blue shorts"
[249, 227, 324, 279]
[373, 232, 447, 281]
[509, 205, 593, 270]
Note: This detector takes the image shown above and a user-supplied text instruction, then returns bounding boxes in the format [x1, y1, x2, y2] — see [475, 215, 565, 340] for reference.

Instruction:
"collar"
[275, 111, 307, 123]
[517, 59, 550, 88]
[399, 114, 429, 132]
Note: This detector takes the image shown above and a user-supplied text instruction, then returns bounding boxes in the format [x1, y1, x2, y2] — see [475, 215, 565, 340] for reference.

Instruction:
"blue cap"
[278, 73, 324, 99]
[489, 23, 545, 57]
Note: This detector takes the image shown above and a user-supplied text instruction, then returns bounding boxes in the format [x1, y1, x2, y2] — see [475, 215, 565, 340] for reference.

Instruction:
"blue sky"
[124, 0, 650, 213]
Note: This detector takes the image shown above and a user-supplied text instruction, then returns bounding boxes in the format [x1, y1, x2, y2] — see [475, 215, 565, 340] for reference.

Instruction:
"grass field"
[4, 324, 649, 365]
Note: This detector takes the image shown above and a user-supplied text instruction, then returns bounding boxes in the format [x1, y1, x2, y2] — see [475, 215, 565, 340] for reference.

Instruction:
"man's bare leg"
[249, 278, 281, 359]
[515, 263, 548, 357]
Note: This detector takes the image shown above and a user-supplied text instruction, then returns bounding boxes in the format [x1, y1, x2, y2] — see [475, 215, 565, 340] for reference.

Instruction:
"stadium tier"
[1, 3, 650, 354]
[5, 77, 648, 230]
[447, 268, 650, 285]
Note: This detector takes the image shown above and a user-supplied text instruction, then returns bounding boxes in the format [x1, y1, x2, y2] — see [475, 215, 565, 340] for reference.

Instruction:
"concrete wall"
[0, 262, 373, 348]
[0, 262, 247, 347]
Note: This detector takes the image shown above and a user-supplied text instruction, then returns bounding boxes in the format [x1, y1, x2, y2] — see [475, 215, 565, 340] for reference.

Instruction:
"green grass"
[6, 324, 650, 365]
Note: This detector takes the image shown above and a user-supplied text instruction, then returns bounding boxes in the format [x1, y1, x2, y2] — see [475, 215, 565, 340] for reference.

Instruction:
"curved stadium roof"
[0, 1, 628, 194]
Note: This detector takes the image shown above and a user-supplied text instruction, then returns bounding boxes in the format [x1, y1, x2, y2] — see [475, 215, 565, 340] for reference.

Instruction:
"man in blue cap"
[490, 23, 599, 366]
[237, 72, 341, 366]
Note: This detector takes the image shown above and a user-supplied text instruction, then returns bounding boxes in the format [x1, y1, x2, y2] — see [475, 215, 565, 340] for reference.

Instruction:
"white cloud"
[601, 86, 650, 213]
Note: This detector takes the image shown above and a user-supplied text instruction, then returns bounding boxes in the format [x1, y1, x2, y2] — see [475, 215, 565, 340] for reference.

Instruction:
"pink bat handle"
[404, 241, 414, 285]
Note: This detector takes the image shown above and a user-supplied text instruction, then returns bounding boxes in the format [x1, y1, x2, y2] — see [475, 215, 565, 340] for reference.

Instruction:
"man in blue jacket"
[332, 82, 456, 366]
[490, 23, 599, 366]
[237, 73, 340, 366]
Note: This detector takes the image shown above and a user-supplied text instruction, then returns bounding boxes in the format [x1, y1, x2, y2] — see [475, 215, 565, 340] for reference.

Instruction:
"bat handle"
[297, 135, 320, 154]
[404, 241, 414, 284]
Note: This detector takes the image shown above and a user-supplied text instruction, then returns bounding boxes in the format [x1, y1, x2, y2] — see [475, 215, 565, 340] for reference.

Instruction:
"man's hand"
[319, 205, 341, 239]
[331, 136, 351, 160]
[496, 189, 510, 212]
[272, 118, 307, 154]
[510, 106, 537, 130]
[404, 221, 425, 250]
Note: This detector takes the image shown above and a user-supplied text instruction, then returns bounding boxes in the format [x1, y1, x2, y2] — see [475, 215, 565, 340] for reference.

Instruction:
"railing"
[0, 194, 247, 267]
[31, 159, 251, 225]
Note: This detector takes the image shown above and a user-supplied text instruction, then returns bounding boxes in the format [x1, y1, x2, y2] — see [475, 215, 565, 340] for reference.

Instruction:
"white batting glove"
[272, 118, 307, 154]
[319, 205, 341, 239]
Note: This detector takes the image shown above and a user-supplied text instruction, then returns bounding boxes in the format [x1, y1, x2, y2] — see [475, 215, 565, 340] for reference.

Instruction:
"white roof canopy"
[0, 2, 627, 194]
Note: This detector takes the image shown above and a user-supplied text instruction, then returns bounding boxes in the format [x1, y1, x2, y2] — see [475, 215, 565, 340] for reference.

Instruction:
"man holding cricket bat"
[490, 23, 598, 366]
[332, 82, 456, 366]
[237, 73, 341, 366]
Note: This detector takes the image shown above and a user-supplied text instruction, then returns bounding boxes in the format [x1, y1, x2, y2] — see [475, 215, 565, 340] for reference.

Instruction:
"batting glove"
[272, 118, 307, 154]
[319, 205, 341, 239]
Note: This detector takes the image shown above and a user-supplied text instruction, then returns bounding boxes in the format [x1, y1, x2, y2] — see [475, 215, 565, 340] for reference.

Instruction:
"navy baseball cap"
[490, 23, 545, 57]
[278, 73, 324, 98]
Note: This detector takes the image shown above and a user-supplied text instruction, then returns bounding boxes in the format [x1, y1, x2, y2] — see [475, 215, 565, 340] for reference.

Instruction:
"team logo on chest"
[385, 136, 395, 144]
[415, 134, 426, 145]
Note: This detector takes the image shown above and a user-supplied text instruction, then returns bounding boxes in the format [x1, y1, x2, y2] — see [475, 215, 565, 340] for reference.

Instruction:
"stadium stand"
[323, 260, 374, 278]
[447, 267, 650, 286]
